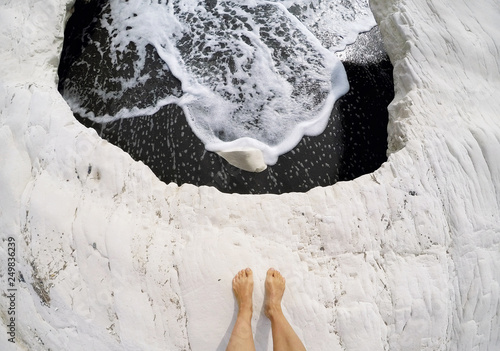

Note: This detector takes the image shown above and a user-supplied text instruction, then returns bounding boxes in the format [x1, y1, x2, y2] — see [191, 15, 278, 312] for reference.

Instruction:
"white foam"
[64, 0, 376, 164]
[274, 0, 376, 50]
[216, 147, 267, 172]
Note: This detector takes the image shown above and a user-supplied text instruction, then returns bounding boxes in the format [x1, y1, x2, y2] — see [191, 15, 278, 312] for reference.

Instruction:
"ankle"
[238, 303, 253, 319]
[265, 304, 283, 320]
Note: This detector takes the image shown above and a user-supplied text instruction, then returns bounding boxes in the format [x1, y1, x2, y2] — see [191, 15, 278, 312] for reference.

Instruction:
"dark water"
[58, 0, 393, 194]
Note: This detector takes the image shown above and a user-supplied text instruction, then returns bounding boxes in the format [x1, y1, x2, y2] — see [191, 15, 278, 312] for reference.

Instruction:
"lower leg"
[226, 268, 256, 351]
[265, 268, 306, 351]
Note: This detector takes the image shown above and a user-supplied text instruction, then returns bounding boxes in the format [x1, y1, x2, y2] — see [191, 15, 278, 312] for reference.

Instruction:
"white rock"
[0, 0, 499, 350]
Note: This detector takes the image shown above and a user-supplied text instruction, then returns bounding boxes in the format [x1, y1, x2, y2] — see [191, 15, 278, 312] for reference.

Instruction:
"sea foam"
[61, 0, 376, 164]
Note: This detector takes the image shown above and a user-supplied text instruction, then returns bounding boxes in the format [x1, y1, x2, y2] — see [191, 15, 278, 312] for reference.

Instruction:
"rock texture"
[0, 0, 499, 350]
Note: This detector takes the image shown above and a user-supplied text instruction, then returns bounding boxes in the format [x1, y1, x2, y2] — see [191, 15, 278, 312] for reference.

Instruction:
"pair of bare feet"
[226, 268, 306, 351]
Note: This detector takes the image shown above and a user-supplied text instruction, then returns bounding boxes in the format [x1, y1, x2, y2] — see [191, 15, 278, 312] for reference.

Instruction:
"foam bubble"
[288, 0, 375, 47]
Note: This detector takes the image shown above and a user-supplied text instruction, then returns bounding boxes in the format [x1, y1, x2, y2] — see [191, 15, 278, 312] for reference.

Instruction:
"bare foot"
[264, 268, 286, 319]
[232, 268, 254, 315]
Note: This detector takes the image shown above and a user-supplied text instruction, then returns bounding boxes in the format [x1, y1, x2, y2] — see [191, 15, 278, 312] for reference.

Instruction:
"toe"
[235, 270, 243, 281]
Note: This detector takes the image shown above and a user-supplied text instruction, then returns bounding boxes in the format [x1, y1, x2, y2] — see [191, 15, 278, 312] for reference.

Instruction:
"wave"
[61, 0, 376, 164]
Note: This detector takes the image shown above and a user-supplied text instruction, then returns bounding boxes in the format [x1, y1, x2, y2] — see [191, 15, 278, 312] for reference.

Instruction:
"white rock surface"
[1, 0, 499, 350]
